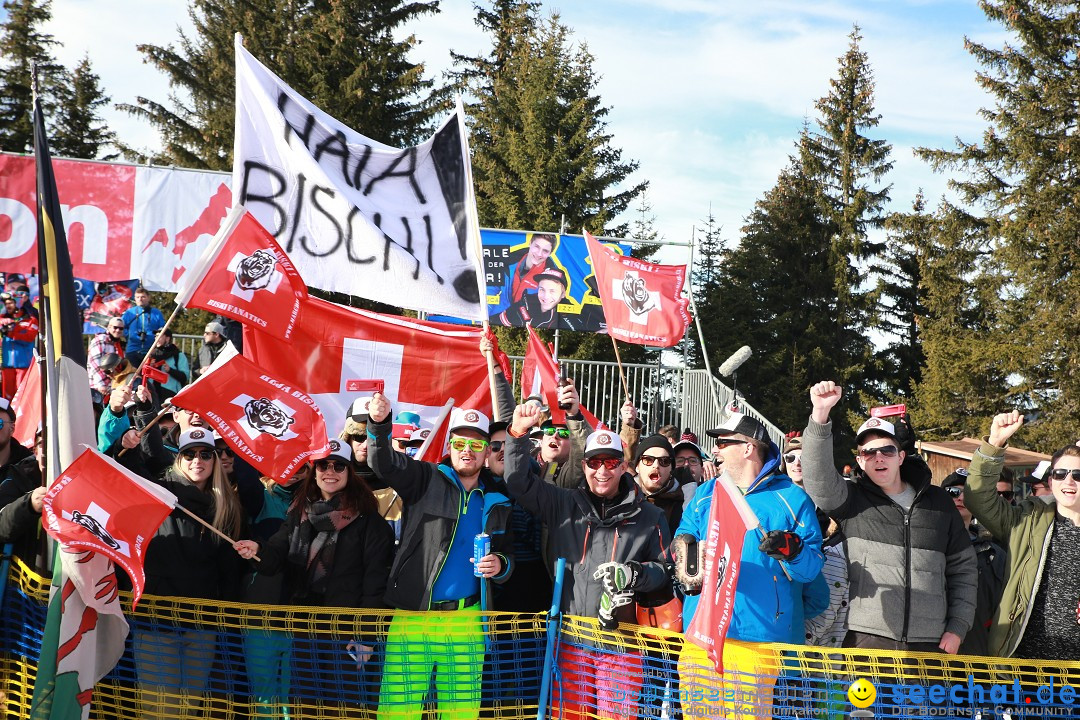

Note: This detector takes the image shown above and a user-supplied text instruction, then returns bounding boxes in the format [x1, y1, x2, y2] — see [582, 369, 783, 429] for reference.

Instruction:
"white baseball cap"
[449, 408, 490, 437]
[323, 438, 352, 464]
[584, 429, 623, 459]
[178, 428, 216, 452]
[855, 417, 897, 445]
[347, 396, 374, 422]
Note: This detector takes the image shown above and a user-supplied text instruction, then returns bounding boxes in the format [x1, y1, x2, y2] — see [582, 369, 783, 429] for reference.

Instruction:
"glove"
[593, 561, 642, 595]
[671, 534, 704, 595]
[894, 413, 918, 454]
[597, 590, 633, 631]
[758, 530, 803, 561]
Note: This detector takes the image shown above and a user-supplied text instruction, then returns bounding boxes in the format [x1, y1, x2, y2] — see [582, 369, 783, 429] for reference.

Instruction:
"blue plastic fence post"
[536, 557, 567, 720]
[0, 543, 13, 615]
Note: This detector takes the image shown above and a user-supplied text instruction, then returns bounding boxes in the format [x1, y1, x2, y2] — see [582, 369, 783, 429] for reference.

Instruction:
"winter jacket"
[142, 467, 243, 601]
[677, 443, 824, 644]
[801, 418, 978, 643]
[641, 476, 687, 533]
[963, 439, 1057, 657]
[0, 454, 50, 574]
[146, 343, 190, 394]
[368, 415, 514, 612]
[252, 500, 395, 608]
[503, 433, 671, 622]
[121, 305, 165, 357]
[961, 521, 1007, 656]
[191, 338, 230, 379]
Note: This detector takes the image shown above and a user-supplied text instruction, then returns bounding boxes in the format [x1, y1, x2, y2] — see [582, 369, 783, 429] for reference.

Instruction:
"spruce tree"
[51, 55, 117, 160]
[121, 0, 444, 169]
[0, 0, 61, 152]
[918, 0, 1080, 450]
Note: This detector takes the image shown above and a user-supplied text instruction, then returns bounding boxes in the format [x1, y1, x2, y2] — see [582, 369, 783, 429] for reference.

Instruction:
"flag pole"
[116, 404, 174, 459]
[610, 336, 631, 403]
[175, 504, 259, 560]
[125, 302, 184, 389]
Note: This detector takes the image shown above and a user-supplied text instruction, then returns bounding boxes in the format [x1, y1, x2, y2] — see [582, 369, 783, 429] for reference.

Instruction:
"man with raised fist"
[801, 380, 977, 654]
[503, 400, 670, 720]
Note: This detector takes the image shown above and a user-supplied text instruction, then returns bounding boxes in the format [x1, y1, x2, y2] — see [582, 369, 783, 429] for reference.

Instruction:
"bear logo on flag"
[244, 397, 296, 438]
[617, 271, 659, 324]
[228, 249, 284, 302]
[71, 509, 122, 551]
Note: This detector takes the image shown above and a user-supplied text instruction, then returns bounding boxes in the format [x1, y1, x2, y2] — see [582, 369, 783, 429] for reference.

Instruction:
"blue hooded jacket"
[677, 440, 824, 643]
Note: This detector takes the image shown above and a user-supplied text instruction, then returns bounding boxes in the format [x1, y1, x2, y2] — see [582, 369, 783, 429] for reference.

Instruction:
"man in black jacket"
[0, 426, 48, 574]
[367, 392, 514, 720]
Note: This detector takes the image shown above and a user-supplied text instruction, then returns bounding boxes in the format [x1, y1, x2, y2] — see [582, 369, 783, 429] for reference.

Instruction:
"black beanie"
[634, 434, 674, 466]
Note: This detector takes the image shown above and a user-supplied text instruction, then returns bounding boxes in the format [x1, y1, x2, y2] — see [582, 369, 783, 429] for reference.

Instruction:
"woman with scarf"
[233, 439, 395, 708]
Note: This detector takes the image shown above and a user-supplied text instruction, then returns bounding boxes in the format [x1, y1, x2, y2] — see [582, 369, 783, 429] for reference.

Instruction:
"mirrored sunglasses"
[449, 438, 488, 452]
[944, 486, 963, 498]
[858, 445, 899, 459]
[542, 427, 571, 439]
[585, 456, 621, 470]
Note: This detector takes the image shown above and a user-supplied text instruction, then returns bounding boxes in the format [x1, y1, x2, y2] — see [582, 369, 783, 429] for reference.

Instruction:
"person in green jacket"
[964, 411, 1080, 660]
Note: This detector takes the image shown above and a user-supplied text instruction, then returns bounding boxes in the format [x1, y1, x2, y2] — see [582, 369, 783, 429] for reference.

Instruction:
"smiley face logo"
[847, 678, 876, 709]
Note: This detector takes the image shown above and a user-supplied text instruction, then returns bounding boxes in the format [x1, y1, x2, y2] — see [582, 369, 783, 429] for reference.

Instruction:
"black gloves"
[758, 530, 803, 561]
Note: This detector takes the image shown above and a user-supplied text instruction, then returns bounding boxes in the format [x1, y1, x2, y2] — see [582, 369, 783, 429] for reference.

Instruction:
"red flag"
[170, 349, 331, 482]
[174, 204, 308, 341]
[584, 230, 690, 347]
[686, 475, 760, 673]
[11, 358, 40, 448]
[415, 400, 454, 463]
[41, 448, 177, 607]
[521, 325, 602, 429]
[243, 297, 491, 439]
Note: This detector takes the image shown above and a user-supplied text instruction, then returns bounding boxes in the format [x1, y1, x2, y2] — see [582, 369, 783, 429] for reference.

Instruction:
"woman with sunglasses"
[134, 428, 246, 719]
[964, 411, 1080, 660]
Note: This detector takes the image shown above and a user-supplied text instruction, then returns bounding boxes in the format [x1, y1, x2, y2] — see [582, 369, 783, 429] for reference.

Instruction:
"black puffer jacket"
[0, 454, 49, 574]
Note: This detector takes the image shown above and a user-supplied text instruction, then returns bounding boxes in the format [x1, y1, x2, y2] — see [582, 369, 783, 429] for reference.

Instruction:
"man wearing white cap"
[366, 392, 514, 720]
[504, 400, 670, 720]
[802, 380, 977, 654]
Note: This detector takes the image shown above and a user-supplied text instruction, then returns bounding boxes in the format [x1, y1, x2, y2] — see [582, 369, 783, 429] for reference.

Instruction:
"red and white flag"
[584, 229, 691, 347]
[41, 448, 177, 607]
[414, 399, 454, 463]
[170, 349, 331, 483]
[686, 474, 760, 673]
[174, 204, 308, 341]
[521, 325, 602, 429]
[243, 296, 491, 438]
[11, 357, 40, 448]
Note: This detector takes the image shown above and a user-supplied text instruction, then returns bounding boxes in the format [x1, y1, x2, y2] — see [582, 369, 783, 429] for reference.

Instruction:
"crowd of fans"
[2, 297, 1079, 720]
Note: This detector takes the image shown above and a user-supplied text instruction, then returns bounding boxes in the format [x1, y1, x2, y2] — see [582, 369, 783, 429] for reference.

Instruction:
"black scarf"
[287, 497, 357, 597]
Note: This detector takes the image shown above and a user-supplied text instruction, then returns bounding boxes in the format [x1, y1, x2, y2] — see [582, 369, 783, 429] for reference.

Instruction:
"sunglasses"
[858, 445, 899, 459]
[489, 440, 505, 452]
[783, 453, 802, 464]
[217, 447, 235, 458]
[944, 486, 963, 498]
[542, 427, 571, 439]
[585, 456, 622, 471]
[449, 438, 488, 452]
[998, 490, 1015, 501]
[180, 450, 215, 462]
[1050, 468, 1080, 481]
[639, 455, 672, 468]
[714, 438, 747, 449]
[314, 459, 348, 473]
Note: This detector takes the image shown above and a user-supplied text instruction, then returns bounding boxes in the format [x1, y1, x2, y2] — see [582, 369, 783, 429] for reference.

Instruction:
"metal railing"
[168, 335, 784, 448]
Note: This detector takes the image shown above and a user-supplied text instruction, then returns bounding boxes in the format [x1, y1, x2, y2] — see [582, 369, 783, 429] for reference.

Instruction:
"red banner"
[686, 475, 759, 673]
[175, 205, 307, 341]
[521, 325, 602, 429]
[41, 448, 177, 606]
[171, 350, 331, 483]
[584, 230, 691, 347]
[243, 297, 491, 439]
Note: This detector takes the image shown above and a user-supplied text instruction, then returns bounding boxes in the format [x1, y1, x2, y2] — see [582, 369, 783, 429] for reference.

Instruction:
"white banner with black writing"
[232, 35, 487, 319]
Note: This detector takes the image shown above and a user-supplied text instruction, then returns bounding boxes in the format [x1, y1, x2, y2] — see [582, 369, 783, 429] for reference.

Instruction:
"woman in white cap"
[134, 427, 246, 719]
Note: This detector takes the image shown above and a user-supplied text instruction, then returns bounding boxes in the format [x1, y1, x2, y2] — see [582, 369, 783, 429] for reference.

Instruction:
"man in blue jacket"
[672, 412, 823, 720]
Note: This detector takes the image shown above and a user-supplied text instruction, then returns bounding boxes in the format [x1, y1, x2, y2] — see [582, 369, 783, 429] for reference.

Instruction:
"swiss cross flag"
[686, 475, 760, 673]
[243, 297, 491, 439]
[170, 350, 331, 483]
[584, 230, 691, 347]
[416, 400, 454, 463]
[174, 204, 308, 341]
[41, 448, 178, 607]
[521, 325, 602, 429]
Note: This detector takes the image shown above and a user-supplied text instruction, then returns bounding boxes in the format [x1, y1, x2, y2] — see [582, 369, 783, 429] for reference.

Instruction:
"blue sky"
[38, 0, 1006, 263]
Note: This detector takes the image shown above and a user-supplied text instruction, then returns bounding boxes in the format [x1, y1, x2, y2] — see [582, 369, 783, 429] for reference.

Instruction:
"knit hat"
[680, 429, 698, 445]
[633, 434, 674, 467]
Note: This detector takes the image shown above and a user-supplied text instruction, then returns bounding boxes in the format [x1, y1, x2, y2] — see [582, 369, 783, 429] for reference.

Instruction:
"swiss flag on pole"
[521, 325, 602, 429]
[170, 347, 331, 483]
[174, 204, 308, 341]
[11, 358, 40, 448]
[243, 297, 491, 439]
[584, 229, 691, 347]
[415, 399, 454, 463]
[686, 475, 761, 673]
[41, 448, 178, 607]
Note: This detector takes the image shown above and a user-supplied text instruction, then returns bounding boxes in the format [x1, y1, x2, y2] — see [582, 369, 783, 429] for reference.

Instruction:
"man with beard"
[367, 393, 514, 720]
[191, 321, 231, 379]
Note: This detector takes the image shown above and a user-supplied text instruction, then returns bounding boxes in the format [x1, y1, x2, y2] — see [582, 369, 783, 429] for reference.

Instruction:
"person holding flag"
[673, 412, 823, 720]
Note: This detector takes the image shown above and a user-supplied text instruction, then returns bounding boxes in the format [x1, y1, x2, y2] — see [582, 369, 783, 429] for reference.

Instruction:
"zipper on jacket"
[773, 576, 781, 621]
[1007, 519, 1055, 655]
[901, 511, 912, 642]
[425, 482, 468, 610]
[610, 525, 620, 562]
[580, 523, 592, 564]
